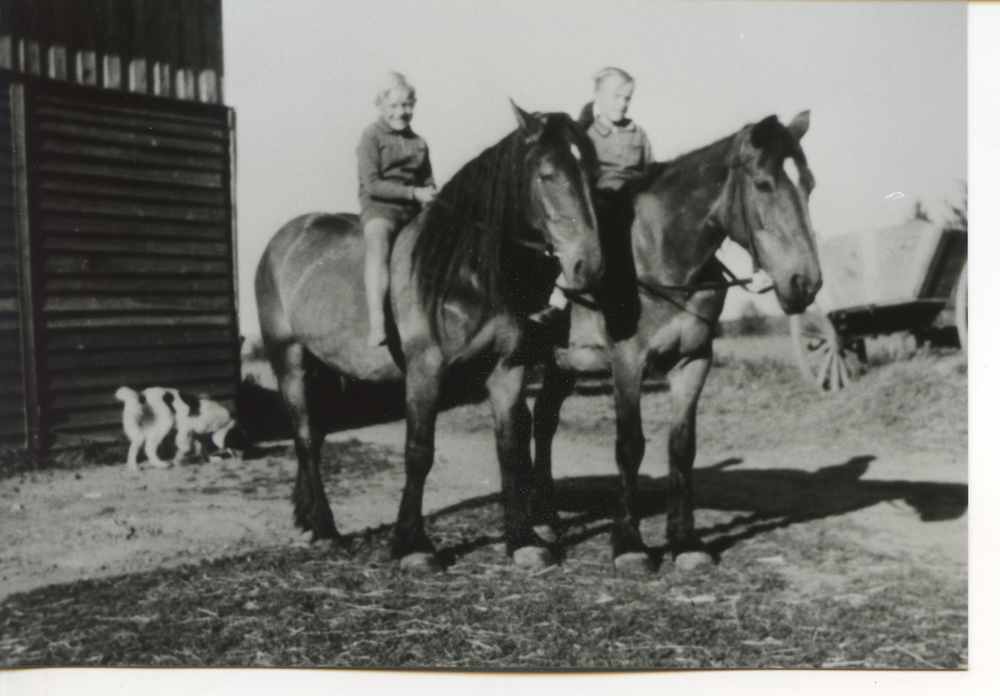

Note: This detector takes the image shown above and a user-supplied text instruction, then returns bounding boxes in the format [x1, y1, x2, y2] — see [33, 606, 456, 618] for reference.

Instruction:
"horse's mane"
[410, 112, 596, 337]
[629, 117, 812, 196]
[628, 129, 745, 195]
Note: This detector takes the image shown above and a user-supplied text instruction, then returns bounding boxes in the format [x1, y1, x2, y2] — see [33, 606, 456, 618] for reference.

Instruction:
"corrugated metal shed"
[1, 1, 238, 451]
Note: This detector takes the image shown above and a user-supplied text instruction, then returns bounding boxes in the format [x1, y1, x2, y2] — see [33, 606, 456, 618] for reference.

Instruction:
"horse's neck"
[633, 138, 736, 286]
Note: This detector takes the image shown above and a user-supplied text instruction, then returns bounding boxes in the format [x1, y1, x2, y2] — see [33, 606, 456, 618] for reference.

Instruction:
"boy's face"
[595, 77, 634, 124]
[379, 88, 416, 131]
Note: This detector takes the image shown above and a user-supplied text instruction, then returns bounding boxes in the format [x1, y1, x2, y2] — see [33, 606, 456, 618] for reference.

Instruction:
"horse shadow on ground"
[236, 356, 496, 452]
[400, 456, 968, 567]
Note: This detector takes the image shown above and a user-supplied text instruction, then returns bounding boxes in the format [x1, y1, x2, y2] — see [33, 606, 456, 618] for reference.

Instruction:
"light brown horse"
[529, 112, 823, 572]
[256, 105, 603, 571]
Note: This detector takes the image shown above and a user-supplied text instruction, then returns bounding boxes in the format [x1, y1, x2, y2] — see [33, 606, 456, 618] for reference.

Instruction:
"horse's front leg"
[392, 344, 444, 571]
[665, 350, 714, 569]
[529, 356, 577, 542]
[488, 360, 554, 569]
[609, 337, 652, 573]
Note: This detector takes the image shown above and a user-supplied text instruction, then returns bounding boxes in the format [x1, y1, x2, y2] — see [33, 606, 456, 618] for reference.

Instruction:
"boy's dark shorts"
[592, 187, 642, 342]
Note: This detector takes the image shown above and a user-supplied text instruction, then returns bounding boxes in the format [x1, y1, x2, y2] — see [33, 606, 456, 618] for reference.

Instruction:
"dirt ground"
[0, 338, 968, 603]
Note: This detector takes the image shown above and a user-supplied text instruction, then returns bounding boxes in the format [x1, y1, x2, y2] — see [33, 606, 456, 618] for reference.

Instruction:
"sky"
[221, 0, 967, 335]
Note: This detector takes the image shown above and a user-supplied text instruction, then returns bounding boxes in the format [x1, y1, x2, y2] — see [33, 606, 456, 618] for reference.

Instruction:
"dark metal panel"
[6, 71, 238, 448]
[45, 360, 236, 392]
[46, 314, 233, 330]
[37, 159, 225, 188]
[36, 100, 228, 138]
[40, 234, 230, 257]
[43, 325, 235, 351]
[39, 214, 230, 240]
[45, 344, 233, 370]
[43, 276, 232, 294]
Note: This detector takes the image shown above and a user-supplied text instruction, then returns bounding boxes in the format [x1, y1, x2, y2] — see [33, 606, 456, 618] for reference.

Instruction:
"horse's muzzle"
[777, 272, 822, 314]
[561, 244, 605, 293]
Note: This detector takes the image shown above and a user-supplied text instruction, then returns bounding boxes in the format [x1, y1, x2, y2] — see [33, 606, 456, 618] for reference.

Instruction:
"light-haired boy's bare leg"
[364, 218, 394, 347]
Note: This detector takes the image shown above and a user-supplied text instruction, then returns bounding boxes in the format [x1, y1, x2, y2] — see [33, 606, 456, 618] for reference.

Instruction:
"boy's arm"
[641, 129, 655, 165]
[357, 130, 416, 202]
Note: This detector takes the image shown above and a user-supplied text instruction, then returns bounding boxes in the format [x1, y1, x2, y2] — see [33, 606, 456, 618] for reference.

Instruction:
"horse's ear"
[787, 111, 810, 141]
[511, 100, 540, 132]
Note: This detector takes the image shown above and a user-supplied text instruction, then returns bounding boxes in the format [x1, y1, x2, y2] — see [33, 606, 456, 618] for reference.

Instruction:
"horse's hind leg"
[529, 357, 576, 542]
[609, 338, 652, 573]
[488, 361, 553, 569]
[272, 340, 339, 541]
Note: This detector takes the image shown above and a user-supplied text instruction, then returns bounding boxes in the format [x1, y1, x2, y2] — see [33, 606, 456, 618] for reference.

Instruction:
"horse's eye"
[754, 179, 773, 193]
[538, 165, 557, 182]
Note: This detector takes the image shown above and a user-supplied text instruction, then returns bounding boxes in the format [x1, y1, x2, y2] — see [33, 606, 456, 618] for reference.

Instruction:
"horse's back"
[256, 213, 402, 381]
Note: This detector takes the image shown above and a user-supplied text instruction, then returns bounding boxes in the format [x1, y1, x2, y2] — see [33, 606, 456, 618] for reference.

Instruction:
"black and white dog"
[116, 387, 241, 470]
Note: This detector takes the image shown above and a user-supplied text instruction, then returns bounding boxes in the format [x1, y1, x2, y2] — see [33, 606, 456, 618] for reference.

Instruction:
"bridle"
[558, 149, 772, 318]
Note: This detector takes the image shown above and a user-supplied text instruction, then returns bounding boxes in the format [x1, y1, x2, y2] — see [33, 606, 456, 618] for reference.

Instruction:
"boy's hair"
[375, 71, 416, 104]
[593, 67, 634, 90]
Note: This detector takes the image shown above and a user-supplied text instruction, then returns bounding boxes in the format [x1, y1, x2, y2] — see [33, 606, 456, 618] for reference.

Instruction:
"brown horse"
[255, 104, 603, 571]
[529, 112, 823, 572]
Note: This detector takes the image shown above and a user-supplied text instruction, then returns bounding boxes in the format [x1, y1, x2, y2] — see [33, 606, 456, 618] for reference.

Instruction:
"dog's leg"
[174, 427, 192, 464]
[145, 431, 172, 468]
[126, 437, 142, 471]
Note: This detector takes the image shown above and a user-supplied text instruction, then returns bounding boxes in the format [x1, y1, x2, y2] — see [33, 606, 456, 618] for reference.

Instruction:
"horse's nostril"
[573, 258, 585, 282]
[791, 273, 807, 298]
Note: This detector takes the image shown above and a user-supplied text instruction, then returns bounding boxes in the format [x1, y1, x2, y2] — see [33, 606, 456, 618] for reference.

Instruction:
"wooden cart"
[789, 220, 967, 392]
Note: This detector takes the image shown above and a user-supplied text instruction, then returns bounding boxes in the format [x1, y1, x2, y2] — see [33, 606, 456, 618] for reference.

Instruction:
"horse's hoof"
[400, 552, 442, 573]
[674, 551, 714, 572]
[614, 552, 654, 575]
[513, 546, 553, 570]
[533, 525, 558, 545]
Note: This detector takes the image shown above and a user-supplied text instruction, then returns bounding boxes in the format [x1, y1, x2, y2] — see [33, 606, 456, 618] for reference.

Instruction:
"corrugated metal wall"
[4, 73, 238, 448]
[0, 71, 25, 446]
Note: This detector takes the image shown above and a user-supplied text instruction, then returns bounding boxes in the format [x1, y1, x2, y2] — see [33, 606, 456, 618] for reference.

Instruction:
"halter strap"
[729, 154, 767, 273]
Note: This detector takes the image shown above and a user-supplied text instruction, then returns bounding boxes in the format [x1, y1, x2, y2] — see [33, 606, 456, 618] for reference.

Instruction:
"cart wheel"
[789, 306, 861, 392]
[955, 262, 968, 354]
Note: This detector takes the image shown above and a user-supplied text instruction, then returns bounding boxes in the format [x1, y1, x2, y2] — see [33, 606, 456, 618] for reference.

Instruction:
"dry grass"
[0, 500, 966, 669]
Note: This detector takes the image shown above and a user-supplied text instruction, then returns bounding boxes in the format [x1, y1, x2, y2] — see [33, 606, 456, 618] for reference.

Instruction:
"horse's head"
[727, 111, 822, 314]
[512, 102, 604, 292]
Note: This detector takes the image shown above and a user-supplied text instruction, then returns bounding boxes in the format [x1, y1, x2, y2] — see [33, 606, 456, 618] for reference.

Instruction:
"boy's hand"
[414, 186, 437, 205]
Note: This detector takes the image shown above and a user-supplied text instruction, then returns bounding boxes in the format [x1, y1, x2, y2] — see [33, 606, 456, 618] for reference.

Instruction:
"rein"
[627, 154, 765, 301]
[559, 258, 750, 317]
[557, 153, 766, 320]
